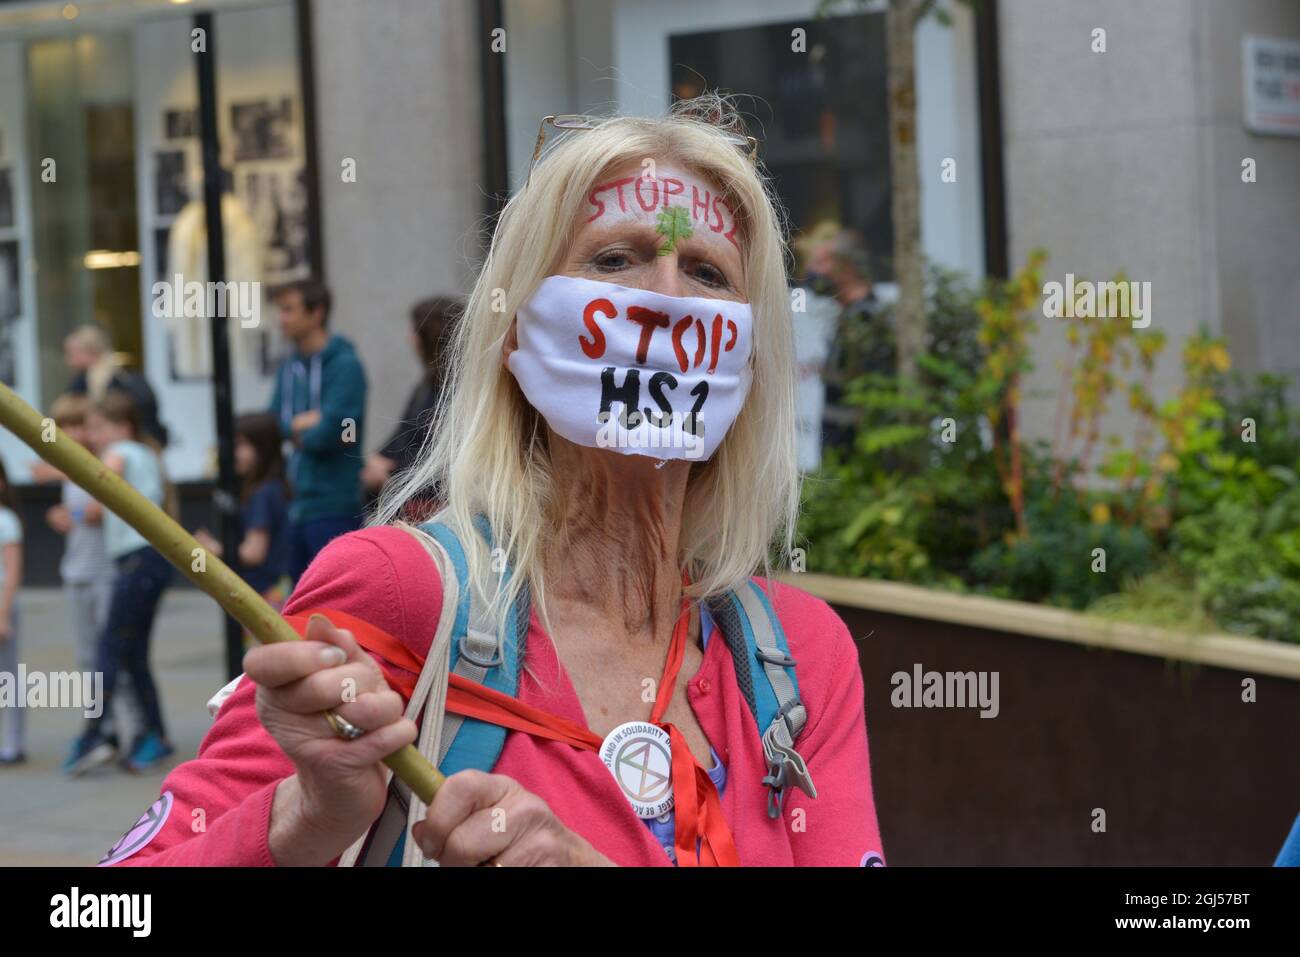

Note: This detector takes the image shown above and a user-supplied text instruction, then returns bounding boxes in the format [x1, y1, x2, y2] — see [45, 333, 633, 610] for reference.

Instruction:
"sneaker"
[0, 752, 26, 766]
[62, 731, 118, 776]
[124, 732, 175, 772]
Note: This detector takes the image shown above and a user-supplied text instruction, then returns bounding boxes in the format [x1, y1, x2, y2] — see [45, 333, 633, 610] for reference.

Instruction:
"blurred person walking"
[801, 223, 893, 454]
[39, 394, 140, 750]
[269, 279, 367, 581]
[63, 393, 175, 776]
[60, 323, 169, 450]
[0, 460, 24, 766]
[360, 296, 458, 521]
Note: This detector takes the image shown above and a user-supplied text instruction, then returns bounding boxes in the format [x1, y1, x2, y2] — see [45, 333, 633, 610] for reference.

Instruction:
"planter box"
[782, 572, 1300, 866]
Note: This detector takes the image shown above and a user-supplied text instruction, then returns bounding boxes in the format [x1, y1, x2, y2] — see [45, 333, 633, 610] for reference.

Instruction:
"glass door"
[26, 30, 142, 411]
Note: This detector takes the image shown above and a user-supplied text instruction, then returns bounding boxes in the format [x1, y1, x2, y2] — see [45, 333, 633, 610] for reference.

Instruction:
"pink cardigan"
[105, 525, 886, 867]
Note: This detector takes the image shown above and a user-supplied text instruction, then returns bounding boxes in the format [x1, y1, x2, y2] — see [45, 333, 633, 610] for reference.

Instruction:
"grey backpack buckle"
[458, 628, 503, 669]
[755, 646, 797, 669]
[761, 761, 790, 819]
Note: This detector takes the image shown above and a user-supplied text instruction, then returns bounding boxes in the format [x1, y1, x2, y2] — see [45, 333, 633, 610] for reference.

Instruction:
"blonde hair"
[375, 95, 800, 643]
[67, 325, 129, 399]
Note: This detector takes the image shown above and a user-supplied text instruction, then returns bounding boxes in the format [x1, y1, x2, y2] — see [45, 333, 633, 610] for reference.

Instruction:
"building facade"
[0, 0, 1296, 581]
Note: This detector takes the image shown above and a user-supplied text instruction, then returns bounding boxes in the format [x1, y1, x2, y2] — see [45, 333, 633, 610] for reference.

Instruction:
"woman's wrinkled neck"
[542, 434, 691, 640]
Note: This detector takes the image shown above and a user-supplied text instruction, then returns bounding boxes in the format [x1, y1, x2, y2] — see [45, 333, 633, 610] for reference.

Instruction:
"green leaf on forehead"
[655, 206, 694, 256]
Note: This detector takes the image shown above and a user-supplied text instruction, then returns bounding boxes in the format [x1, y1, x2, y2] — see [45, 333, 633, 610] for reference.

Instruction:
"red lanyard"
[291, 589, 740, 867]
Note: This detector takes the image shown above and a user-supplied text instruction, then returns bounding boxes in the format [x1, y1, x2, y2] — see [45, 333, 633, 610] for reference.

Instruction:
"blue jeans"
[288, 513, 361, 582]
[90, 546, 172, 740]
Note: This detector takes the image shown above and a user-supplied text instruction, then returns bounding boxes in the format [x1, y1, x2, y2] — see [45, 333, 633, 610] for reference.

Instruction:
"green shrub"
[1087, 564, 1217, 634]
[797, 254, 1300, 643]
[969, 497, 1156, 609]
[1169, 479, 1300, 641]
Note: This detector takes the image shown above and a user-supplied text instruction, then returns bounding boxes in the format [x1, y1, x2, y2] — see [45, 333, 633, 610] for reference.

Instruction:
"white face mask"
[508, 275, 754, 461]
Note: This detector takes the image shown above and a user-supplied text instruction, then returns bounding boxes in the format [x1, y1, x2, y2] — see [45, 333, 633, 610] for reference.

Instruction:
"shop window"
[25, 32, 142, 410]
[669, 12, 893, 281]
[0, 0, 313, 482]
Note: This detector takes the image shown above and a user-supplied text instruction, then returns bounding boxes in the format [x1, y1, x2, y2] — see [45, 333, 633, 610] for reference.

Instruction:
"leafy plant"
[1087, 564, 1217, 635]
[969, 491, 1156, 610]
[797, 251, 1300, 643]
[1168, 469, 1300, 641]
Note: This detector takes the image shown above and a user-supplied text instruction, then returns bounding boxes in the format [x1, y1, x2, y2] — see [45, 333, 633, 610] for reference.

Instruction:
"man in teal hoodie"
[268, 279, 367, 580]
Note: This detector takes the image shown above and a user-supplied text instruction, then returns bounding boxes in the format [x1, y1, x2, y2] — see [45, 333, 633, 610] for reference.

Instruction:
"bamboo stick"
[0, 381, 444, 804]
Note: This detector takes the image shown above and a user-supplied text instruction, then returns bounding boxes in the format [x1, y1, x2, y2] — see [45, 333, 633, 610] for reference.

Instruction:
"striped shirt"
[60, 481, 116, 583]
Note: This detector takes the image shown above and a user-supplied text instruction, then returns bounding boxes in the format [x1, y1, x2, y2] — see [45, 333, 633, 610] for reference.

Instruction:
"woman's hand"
[246, 615, 417, 866]
[411, 770, 615, 867]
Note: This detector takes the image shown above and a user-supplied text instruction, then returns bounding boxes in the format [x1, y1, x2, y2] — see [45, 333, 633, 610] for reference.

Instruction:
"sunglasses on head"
[527, 113, 759, 186]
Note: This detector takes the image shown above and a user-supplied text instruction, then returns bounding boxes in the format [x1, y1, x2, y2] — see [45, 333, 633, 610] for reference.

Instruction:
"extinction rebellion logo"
[599, 721, 674, 819]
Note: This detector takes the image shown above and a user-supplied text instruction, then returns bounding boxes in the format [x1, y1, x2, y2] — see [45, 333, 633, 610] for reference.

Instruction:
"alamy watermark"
[50, 887, 151, 937]
[596, 404, 705, 460]
[151, 275, 261, 328]
[890, 663, 1000, 718]
[0, 666, 103, 718]
[1042, 274, 1151, 328]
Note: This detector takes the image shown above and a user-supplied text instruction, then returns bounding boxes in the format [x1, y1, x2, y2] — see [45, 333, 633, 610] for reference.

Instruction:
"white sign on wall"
[1243, 34, 1300, 136]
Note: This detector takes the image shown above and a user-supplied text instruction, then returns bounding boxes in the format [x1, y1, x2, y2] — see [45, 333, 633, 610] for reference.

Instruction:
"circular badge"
[599, 721, 674, 819]
[98, 791, 174, 866]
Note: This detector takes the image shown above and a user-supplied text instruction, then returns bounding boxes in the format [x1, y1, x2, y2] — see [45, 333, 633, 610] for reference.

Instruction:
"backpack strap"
[339, 520, 461, 867]
[420, 514, 529, 776]
[344, 518, 808, 861]
[341, 513, 530, 867]
[707, 580, 817, 818]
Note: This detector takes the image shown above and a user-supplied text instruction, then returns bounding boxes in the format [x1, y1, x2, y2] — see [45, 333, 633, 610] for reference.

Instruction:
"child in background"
[43, 394, 136, 750]
[196, 412, 291, 619]
[63, 392, 175, 775]
[0, 460, 24, 765]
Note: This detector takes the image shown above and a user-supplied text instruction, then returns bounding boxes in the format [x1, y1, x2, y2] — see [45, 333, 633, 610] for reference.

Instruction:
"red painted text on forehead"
[584, 169, 741, 249]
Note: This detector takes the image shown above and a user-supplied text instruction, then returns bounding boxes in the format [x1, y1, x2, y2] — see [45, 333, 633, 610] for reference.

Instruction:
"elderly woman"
[102, 98, 885, 868]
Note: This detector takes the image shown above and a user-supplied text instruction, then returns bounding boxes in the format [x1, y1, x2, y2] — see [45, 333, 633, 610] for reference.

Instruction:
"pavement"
[0, 587, 230, 866]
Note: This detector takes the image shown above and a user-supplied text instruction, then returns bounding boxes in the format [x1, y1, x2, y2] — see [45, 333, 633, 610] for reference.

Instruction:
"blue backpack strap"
[708, 579, 816, 818]
[419, 514, 529, 777]
[381, 515, 529, 866]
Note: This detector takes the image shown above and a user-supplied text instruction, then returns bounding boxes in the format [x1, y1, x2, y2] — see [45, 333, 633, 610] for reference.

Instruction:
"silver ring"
[323, 709, 365, 741]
